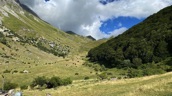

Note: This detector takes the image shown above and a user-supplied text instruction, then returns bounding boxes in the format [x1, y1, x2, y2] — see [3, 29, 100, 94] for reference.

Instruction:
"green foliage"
[127, 63, 166, 78]
[3, 69, 11, 73]
[12, 70, 18, 73]
[98, 72, 108, 80]
[34, 39, 70, 57]
[61, 78, 72, 86]
[87, 5, 172, 69]
[0, 33, 10, 48]
[31, 76, 72, 89]
[20, 85, 28, 90]
[127, 68, 143, 78]
[47, 76, 61, 88]
[83, 61, 107, 72]
[31, 76, 48, 87]
[132, 58, 142, 68]
[167, 58, 172, 66]
[0, 37, 7, 45]
[142, 68, 165, 76]
[84, 76, 90, 80]
[4, 81, 18, 91]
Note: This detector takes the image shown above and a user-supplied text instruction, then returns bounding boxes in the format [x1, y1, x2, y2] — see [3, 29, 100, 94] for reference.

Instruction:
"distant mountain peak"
[66, 31, 77, 35]
[15, 0, 39, 18]
[86, 35, 96, 41]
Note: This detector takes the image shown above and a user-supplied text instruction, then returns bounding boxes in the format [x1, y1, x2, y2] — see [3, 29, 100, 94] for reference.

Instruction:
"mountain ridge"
[15, 0, 39, 18]
[0, 0, 104, 58]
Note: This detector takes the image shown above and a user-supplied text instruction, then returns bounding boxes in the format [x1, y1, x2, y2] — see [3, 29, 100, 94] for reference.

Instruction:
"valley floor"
[23, 72, 172, 96]
[0, 46, 172, 96]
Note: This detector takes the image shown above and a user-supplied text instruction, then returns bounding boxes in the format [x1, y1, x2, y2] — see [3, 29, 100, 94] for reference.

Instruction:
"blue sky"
[99, 0, 120, 5]
[99, 0, 144, 35]
[100, 17, 144, 34]
[19, 0, 172, 39]
[44, 0, 50, 2]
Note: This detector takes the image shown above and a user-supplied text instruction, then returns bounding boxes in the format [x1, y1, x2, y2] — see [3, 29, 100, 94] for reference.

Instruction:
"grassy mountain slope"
[0, 0, 103, 57]
[87, 5, 172, 68]
[0, 0, 105, 89]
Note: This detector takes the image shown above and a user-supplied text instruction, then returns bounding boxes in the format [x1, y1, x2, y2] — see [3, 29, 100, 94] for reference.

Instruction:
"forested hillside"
[88, 5, 172, 69]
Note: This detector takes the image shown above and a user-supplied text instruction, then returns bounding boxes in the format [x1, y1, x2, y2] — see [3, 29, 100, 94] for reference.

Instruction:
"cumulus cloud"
[109, 27, 128, 37]
[19, 0, 172, 39]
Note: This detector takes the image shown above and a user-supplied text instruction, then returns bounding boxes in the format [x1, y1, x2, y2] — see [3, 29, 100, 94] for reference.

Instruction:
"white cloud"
[109, 27, 128, 37]
[19, 0, 172, 39]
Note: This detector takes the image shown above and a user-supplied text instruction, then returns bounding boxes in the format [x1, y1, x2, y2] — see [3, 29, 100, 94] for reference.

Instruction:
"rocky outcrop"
[0, 19, 2, 25]
[0, 0, 19, 7]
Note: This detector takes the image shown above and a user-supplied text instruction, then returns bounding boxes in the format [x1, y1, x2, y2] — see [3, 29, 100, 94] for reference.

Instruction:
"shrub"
[4, 81, 18, 91]
[31, 76, 72, 89]
[47, 76, 61, 88]
[98, 73, 108, 80]
[20, 85, 28, 90]
[84, 76, 90, 80]
[107, 72, 113, 75]
[117, 77, 122, 79]
[100, 65, 107, 71]
[127, 68, 143, 78]
[31, 76, 48, 87]
[61, 78, 72, 86]
[132, 58, 142, 68]
[167, 58, 172, 66]
[75, 73, 79, 75]
[13, 70, 18, 73]
[143, 68, 165, 76]
[3, 70, 11, 73]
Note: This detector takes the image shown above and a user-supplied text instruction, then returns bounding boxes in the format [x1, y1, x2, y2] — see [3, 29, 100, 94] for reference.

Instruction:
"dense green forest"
[87, 5, 172, 69]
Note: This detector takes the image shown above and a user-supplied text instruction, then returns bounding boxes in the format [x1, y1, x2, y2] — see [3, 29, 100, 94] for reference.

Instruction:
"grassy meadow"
[23, 72, 172, 96]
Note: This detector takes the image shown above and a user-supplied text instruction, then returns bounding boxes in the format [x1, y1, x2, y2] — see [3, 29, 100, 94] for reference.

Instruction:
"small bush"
[31, 76, 72, 89]
[107, 72, 113, 75]
[143, 68, 165, 76]
[13, 70, 18, 73]
[62, 78, 72, 86]
[84, 76, 90, 80]
[31, 76, 48, 87]
[100, 65, 107, 71]
[127, 68, 143, 78]
[4, 81, 18, 91]
[98, 73, 108, 80]
[20, 85, 28, 90]
[75, 73, 79, 75]
[47, 76, 61, 88]
[117, 77, 122, 79]
[3, 70, 11, 73]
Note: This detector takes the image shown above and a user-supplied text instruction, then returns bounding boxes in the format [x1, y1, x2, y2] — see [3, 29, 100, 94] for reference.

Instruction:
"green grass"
[22, 72, 172, 96]
[2, 9, 105, 56]
[0, 42, 97, 86]
[0, 5, 106, 88]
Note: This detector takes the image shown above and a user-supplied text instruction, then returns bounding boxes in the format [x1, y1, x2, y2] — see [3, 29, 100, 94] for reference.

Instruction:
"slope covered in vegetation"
[0, 0, 104, 58]
[88, 5, 172, 69]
